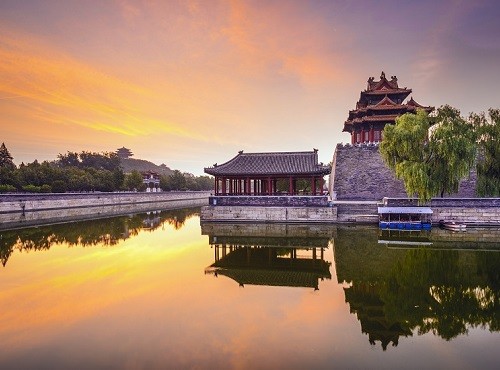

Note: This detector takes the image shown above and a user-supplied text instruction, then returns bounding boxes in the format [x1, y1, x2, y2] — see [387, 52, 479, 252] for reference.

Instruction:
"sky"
[1, 0, 499, 175]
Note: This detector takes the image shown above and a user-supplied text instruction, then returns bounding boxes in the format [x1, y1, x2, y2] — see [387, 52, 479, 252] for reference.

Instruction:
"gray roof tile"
[204, 151, 331, 176]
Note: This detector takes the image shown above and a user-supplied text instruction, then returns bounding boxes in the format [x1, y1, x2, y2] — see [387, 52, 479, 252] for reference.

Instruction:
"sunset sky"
[1, 0, 499, 175]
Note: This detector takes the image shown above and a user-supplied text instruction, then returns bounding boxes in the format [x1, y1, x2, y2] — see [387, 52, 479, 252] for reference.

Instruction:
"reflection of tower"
[333, 225, 412, 350]
[203, 223, 333, 290]
[343, 283, 412, 350]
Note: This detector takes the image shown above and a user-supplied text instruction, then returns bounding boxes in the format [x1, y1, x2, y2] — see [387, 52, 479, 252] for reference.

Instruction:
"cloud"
[0, 26, 195, 140]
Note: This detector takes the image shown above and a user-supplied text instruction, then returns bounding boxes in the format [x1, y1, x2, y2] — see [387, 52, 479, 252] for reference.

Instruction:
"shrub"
[22, 184, 42, 193]
[0, 184, 16, 193]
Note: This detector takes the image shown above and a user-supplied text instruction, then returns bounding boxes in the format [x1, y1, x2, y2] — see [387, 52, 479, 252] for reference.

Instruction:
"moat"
[0, 207, 498, 369]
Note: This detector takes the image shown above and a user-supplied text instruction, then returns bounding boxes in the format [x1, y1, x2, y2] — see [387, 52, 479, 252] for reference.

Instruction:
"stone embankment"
[385, 198, 500, 226]
[201, 198, 500, 226]
[330, 143, 478, 200]
[0, 191, 210, 229]
[201, 205, 337, 223]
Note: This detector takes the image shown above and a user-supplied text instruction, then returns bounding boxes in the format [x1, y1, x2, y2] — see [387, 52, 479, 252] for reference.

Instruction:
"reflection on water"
[203, 224, 332, 290]
[0, 208, 199, 267]
[334, 226, 500, 350]
[0, 213, 499, 369]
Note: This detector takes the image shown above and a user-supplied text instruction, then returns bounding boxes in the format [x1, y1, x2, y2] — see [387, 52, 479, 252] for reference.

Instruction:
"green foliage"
[57, 151, 121, 171]
[0, 184, 16, 193]
[168, 170, 187, 190]
[195, 175, 213, 191]
[380, 107, 477, 202]
[471, 109, 500, 196]
[124, 170, 145, 191]
[22, 184, 43, 193]
[160, 172, 212, 191]
[51, 180, 67, 193]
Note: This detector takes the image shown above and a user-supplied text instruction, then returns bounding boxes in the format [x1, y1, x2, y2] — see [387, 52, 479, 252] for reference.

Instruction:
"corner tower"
[343, 72, 433, 145]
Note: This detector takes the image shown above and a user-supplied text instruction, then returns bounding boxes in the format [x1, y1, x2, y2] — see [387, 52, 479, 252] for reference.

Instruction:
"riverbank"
[200, 197, 500, 226]
[0, 191, 210, 230]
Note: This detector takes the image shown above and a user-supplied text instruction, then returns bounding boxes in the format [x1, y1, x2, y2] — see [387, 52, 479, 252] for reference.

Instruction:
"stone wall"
[0, 192, 209, 229]
[330, 144, 407, 200]
[384, 198, 500, 226]
[200, 222, 335, 238]
[334, 202, 379, 223]
[0, 191, 210, 214]
[201, 205, 337, 223]
[330, 143, 478, 200]
[208, 195, 329, 207]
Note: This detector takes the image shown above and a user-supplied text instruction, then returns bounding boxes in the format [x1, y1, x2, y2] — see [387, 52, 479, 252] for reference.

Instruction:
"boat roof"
[378, 206, 433, 214]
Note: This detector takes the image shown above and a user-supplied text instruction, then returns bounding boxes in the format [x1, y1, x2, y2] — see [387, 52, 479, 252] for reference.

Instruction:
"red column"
[311, 177, 316, 195]
[289, 176, 293, 195]
[351, 132, 355, 145]
[214, 176, 218, 195]
[221, 177, 226, 195]
[369, 127, 374, 143]
[267, 177, 271, 195]
[246, 177, 250, 195]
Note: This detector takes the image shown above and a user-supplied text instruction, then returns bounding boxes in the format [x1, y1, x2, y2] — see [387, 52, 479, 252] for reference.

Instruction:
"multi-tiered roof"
[343, 72, 433, 144]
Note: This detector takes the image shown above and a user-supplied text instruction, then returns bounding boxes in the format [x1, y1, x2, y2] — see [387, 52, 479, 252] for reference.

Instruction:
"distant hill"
[120, 158, 173, 176]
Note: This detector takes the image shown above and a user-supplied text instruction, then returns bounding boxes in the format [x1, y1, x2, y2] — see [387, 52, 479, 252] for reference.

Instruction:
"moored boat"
[378, 207, 433, 230]
[439, 220, 467, 231]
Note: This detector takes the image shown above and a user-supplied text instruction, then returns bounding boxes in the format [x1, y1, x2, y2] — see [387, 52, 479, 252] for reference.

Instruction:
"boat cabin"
[378, 206, 432, 230]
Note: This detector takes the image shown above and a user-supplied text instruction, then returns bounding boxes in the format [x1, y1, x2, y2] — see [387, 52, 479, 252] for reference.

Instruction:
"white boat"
[440, 221, 466, 231]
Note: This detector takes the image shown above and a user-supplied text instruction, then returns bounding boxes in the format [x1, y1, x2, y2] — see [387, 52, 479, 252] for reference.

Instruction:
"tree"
[57, 151, 80, 167]
[195, 176, 213, 191]
[470, 109, 500, 196]
[116, 147, 133, 159]
[380, 106, 477, 202]
[168, 170, 186, 190]
[124, 170, 145, 191]
[0, 143, 15, 170]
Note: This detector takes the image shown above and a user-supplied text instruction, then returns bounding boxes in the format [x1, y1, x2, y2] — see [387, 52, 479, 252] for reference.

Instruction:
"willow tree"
[380, 106, 476, 202]
[470, 109, 500, 196]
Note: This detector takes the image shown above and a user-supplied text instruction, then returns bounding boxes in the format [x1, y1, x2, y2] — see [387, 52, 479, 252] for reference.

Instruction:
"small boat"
[439, 220, 466, 231]
[378, 207, 433, 230]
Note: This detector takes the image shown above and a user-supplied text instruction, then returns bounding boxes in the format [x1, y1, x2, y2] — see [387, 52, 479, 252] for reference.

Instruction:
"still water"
[0, 208, 499, 369]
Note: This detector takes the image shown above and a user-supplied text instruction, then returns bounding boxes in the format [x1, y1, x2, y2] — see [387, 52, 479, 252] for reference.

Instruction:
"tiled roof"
[204, 151, 331, 176]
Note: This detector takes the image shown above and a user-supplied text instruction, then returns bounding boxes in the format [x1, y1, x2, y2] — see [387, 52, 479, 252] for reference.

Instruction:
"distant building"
[142, 171, 161, 192]
[116, 147, 133, 159]
[343, 71, 433, 145]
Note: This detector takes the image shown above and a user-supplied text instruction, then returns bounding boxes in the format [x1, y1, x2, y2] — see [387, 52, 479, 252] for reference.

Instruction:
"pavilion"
[204, 149, 331, 196]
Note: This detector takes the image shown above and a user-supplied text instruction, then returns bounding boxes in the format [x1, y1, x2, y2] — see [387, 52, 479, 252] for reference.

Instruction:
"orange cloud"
[0, 27, 196, 140]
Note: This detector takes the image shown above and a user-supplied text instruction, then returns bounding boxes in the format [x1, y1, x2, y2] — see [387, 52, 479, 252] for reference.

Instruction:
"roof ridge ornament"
[380, 71, 386, 79]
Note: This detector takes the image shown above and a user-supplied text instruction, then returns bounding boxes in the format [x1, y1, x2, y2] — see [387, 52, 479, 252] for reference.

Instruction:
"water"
[0, 208, 499, 369]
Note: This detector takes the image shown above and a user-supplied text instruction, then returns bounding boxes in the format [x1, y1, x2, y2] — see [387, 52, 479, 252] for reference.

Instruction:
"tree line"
[0, 147, 212, 193]
[380, 106, 499, 202]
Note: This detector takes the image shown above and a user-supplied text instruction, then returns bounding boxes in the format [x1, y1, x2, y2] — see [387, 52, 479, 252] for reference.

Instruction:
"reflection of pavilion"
[203, 223, 332, 290]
